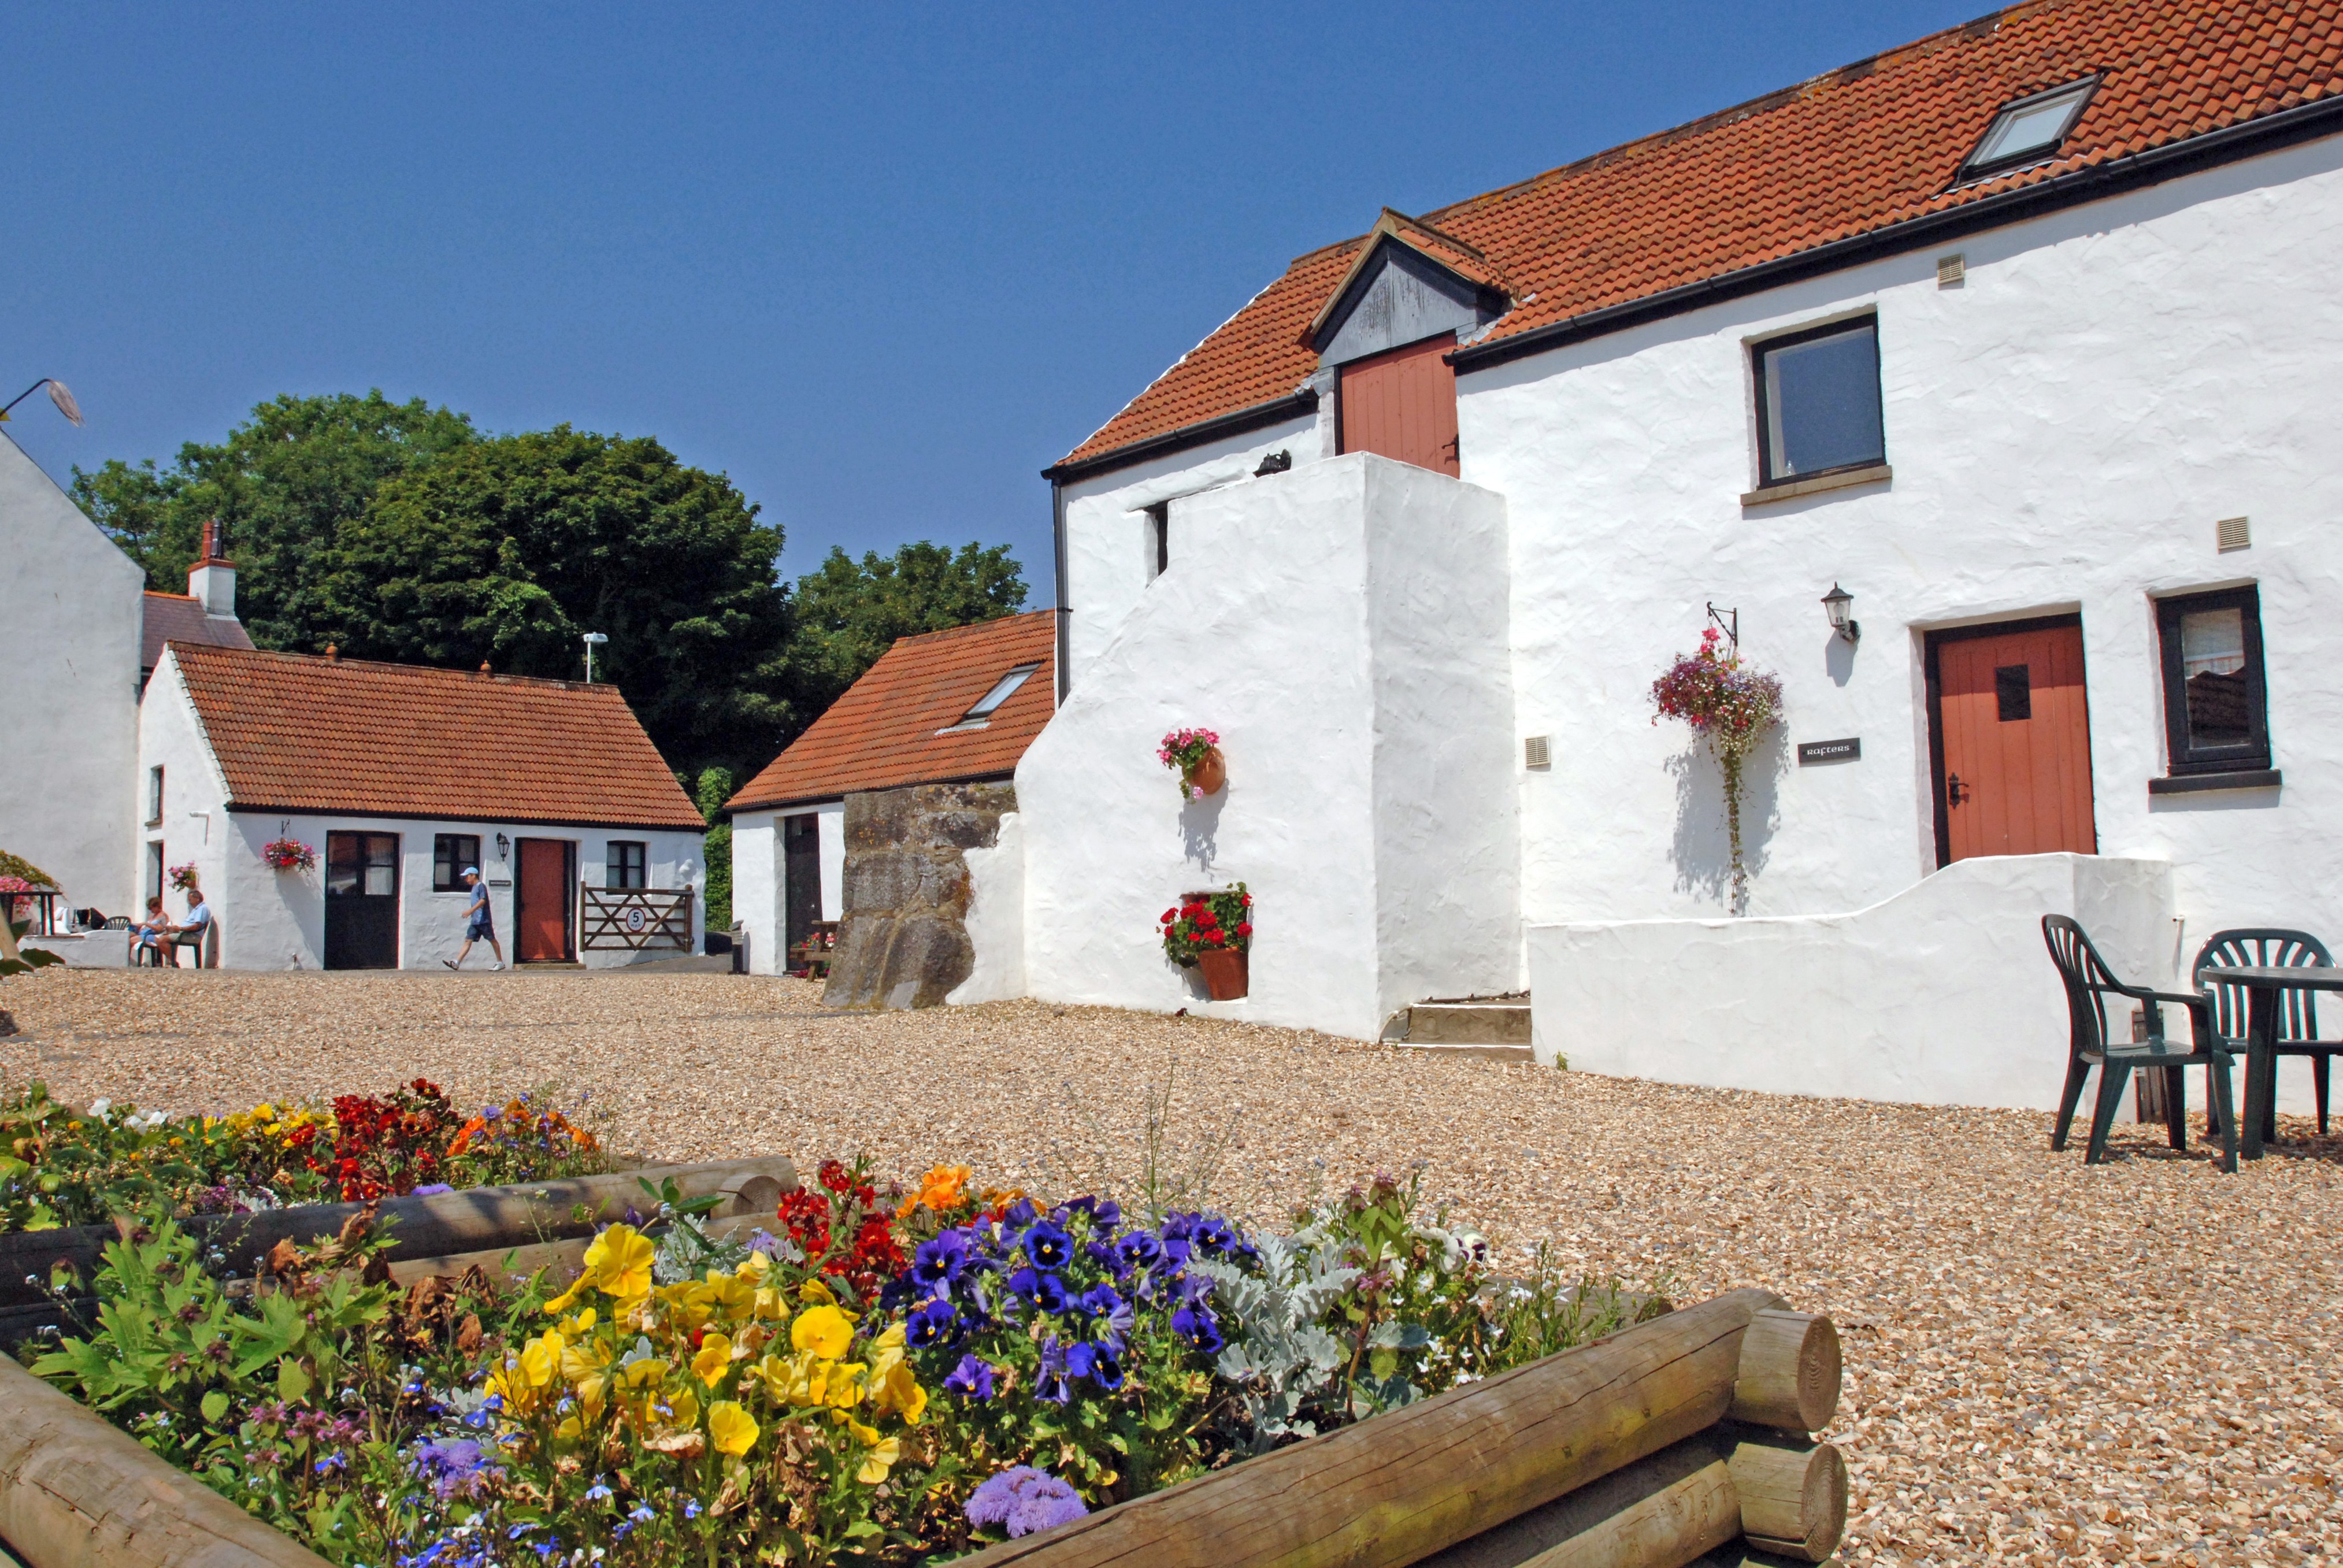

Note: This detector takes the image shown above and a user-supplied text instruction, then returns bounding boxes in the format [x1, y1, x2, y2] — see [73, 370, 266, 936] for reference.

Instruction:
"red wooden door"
[1338, 335, 1460, 476]
[1934, 622, 2097, 862]
[514, 839, 573, 961]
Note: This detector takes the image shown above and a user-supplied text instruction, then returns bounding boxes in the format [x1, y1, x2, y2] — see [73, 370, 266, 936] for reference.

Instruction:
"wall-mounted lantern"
[1821, 583, 1860, 644]
[496, 832, 510, 860]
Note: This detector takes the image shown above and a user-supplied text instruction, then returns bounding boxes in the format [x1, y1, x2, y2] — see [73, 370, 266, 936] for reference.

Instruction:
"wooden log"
[1726, 1437, 1846, 1563]
[1695, 1547, 1840, 1567]
[1728, 1311, 1840, 1434]
[1414, 1431, 1741, 1568]
[948, 1287, 1789, 1568]
[0, 1354, 333, 1568]
[386, 1236, 590, 1288]
[0, 1156, 796, 1307]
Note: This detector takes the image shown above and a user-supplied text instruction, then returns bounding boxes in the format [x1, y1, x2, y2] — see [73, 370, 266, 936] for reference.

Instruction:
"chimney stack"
[187, 518, 239, 621]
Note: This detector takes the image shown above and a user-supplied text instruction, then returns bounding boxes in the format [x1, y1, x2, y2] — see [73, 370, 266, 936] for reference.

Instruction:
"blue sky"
[6, 1, 1975, 590]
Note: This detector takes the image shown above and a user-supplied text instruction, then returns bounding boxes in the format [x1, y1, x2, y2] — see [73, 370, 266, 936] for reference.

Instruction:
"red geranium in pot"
[1158, 883, 1252, 1000]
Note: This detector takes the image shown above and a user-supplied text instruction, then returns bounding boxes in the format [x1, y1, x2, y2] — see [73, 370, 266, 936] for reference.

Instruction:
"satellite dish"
[46, 380, 82, 427]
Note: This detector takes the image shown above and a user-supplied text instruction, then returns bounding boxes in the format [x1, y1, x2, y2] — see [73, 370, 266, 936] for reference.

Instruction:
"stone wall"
[825, 781, 1015, 1010]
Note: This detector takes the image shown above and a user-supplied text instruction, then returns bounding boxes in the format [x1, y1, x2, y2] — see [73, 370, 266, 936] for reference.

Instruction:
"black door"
[325, 831, 401, 969]
[783, 813, 821, 955]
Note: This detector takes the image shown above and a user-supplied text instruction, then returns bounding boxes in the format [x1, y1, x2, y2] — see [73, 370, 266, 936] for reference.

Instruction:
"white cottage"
[967, 0, 2343, 1114]
[138, 643, 707, 969]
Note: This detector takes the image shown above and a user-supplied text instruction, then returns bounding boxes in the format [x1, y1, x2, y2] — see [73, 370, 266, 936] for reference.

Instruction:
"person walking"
[444, 868, 505, 970]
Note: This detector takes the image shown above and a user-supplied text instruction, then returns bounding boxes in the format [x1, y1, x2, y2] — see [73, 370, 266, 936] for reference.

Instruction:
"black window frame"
[1749, 314, 1885, 489]
[432, 834, 481, 894]
[1956, 76, 2101, 184]
[2156, 585, 2271, 776]
[1145, 502, 1169, 580]
[606, 840, 648, 891]
[146, 766, 165, 826]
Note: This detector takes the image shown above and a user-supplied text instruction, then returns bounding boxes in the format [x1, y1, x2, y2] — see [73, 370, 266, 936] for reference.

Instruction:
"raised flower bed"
[0, 1154, 1754, 1567]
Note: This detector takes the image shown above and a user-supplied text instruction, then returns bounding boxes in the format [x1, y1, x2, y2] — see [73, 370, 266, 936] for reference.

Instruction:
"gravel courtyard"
[3, 966, 2337, 1566]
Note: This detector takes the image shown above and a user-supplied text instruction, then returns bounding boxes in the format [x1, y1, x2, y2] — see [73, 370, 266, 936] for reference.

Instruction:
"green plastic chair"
[2042, 915, 2238, 1172]
[2194, 928, 2341, 1137]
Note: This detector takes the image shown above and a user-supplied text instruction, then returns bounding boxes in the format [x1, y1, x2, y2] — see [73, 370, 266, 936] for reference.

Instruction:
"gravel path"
[3, 967, 2338, 1566]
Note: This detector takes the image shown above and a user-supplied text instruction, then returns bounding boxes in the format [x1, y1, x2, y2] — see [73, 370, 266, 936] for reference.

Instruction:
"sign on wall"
[1797, 737, 1862, 765]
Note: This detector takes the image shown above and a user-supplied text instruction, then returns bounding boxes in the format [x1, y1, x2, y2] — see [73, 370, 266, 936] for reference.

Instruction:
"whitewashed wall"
[1018, 454, 1517, 1039]
[1533, 854, 2187, 1113]
[729, 800, 844, 977]
[948, 810, 1026, 1005]
[137, 653, 704, 969]
[1461, 137, 2343, 962]
[0, 434, 142, 913]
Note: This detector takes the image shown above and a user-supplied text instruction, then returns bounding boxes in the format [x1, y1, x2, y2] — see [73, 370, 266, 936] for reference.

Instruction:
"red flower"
[1236, 922, 1252, 936]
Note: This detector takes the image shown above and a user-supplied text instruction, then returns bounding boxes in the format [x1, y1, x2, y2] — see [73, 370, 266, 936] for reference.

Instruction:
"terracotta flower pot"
[1198, 947, 1248, 1001]
[1184, 746, 1226, 799]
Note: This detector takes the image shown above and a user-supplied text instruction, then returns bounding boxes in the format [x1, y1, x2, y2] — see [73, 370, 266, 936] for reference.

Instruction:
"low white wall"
[947, 810, 1026, 1005]
[1528, 852, 2321, 1115]
[1019, 454, 1516, 1040]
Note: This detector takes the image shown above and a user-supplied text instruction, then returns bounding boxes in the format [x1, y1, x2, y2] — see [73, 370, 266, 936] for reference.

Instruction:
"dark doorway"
[324, 831, 401, 969]
[783, 814, 822, 956]
[514, 839, 576, 962]
[1926, 616, 2097, 866]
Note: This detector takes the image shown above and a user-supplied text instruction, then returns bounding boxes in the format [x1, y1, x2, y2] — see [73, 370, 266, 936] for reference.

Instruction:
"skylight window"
[941, 663, 1040, 732]
[1960, 78, 2098, 180]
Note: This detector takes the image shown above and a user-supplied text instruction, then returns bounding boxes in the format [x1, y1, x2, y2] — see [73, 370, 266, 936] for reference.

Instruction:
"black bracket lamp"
[1821, 583, 1860, 644]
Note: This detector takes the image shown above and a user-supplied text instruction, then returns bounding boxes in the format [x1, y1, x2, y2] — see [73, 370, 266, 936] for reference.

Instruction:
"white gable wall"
[1463, 135, 2343, 960]
[0, 433, 142, 911]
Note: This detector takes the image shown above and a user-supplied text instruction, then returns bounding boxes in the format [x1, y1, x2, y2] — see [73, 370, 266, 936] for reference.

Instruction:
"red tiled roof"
[166, 644, 703, 829]
[142, 592, 254, 672]
[726, 611, 1055, 811]
[1057, 0, 2343, 470]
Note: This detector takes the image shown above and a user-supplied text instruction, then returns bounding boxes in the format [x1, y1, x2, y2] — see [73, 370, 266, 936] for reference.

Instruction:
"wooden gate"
[1928, 617, 2097, 864]
[580, 888, 694, 952]
[1338, 334, 1460, 476]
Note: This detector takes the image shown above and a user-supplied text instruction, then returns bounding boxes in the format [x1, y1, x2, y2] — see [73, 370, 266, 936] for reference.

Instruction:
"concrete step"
[1391, 996, 1533, 1063]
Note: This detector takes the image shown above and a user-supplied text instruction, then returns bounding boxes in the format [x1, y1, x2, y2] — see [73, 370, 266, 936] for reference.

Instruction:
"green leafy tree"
[315, 428, 794, 777]
[69, 391, 476, 648]
[786, 540, 1028, 718]
[694, 767, 735, 932]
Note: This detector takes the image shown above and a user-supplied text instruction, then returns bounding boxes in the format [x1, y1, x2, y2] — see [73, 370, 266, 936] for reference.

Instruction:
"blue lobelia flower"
[913, 1229, 974, 1291]
[906, 1298, 961, 1349]
[1021, 1221, 1073, 1270]
[944, 1353, 998, 1401]
[1007, 1266, 1070, 1314]
[1171, 1304, 1225, 1354]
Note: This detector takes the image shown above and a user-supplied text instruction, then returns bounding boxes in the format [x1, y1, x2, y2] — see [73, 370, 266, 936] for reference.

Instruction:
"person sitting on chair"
[170, 888, 214, 968]
[133, 896, 168, 966]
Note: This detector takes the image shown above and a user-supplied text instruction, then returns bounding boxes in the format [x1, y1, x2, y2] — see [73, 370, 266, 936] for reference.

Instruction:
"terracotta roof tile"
[142, 592, 253, 671]
[168, 644, 703, 829]
[1059, 0, 2343, 470]
[726, 611, 1055, 811]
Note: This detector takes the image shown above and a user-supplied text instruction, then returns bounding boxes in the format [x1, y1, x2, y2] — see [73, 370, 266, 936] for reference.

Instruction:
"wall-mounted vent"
[1523, 735, 1551, 770]
[1936, 254, 1966, 288]
[2216, 516, 2251, 553]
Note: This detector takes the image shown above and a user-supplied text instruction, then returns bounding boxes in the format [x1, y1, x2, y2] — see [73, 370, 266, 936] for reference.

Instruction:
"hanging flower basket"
[1650, 628, 1783, 915]
[1157, 727, 1225, 802]
[262, 836, 317, 873]
[166, 862, 200, 894]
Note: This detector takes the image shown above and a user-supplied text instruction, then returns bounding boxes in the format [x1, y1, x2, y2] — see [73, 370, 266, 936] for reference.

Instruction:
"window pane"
[1977, 98, 2074, 164]
[966, 666, 1037, 720]
[1763, 325, 1883, 478]
[2179, 607, 2252, 747]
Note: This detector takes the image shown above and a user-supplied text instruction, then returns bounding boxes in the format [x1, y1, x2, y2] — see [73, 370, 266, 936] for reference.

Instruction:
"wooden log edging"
[950, 1288, 1834, 1568]
[0, 1156, 798, 1309]
[0, 1355, 334, 1568]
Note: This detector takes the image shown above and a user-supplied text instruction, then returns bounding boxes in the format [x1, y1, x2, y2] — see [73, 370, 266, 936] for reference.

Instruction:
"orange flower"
[896, 1163, 972, 1219]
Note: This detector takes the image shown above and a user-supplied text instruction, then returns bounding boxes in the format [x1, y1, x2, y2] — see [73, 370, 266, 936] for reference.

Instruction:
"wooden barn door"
[1929, 618, 2097, 864]
[783, 814, 821, 955]
[1337, 335, 1460, 476]
[513, 839, 575, 962]
[324, 831, 401, 969]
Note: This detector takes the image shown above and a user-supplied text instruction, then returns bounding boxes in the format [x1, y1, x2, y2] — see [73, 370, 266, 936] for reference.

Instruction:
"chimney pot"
[324, 644, 339, 661]
[187, 519, 239, 620]
[480, 661, 492, 674]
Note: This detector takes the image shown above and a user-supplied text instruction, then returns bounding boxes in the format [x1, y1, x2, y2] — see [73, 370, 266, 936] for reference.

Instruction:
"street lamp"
[582, 631, 609, 683]
[1821, 583, 1860, 645]
[0, 377, 83, 427]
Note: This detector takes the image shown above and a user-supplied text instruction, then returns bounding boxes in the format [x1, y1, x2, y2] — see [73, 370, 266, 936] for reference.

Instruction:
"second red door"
[1932, 620, 2097, 863]
[1338, 335, 1460, 476]
[514, 839, 574, 962]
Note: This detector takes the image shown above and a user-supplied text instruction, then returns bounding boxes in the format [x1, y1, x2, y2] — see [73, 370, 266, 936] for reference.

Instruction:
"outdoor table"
[2193, 963, 2343, 1159]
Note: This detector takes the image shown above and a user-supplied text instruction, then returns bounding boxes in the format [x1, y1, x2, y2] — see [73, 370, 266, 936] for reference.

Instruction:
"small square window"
[1960, 78, 2098, 181]
[1994, 665, 2031, 722]
[433, 835, 481, 892]
[607, 841, 647, 891]
[1752, 317, 1884, 486]
[2156, 587, 2270, 774]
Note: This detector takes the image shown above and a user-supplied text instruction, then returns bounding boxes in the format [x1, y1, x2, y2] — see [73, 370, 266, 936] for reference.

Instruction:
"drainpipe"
[1051, 479, 1070, 704]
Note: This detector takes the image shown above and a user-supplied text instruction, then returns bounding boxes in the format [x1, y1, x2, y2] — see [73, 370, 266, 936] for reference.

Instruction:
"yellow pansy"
[519, 1331, 565, 1388]
[870, 1361, 928, 1425]
[792, 1304, 854, 1360]
[708, 1400, 759, 1456]
[583, 1224, 657, 1300]
[798, 1279, 837, 1307]
[857, 1436, 902, 1485]
[655, 1387, 700, 1429]
[692, 1332, 734, 1387]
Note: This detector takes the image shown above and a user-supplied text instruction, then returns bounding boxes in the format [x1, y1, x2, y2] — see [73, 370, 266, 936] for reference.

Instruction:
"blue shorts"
[466, 911, 495, 940]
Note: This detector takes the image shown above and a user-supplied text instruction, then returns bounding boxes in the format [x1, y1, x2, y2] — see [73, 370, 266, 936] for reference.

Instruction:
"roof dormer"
[1306, 209, 1512, 368]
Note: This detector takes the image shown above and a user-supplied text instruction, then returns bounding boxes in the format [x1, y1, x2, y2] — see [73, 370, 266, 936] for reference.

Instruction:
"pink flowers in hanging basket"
[166, 862, 200, 893]
[1158, 727, 1223, 801]
[262, 837, 317, 873]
